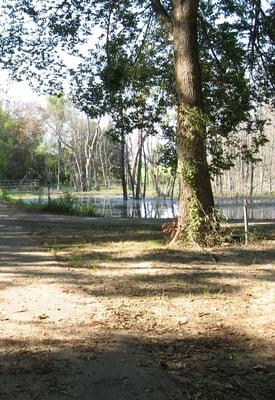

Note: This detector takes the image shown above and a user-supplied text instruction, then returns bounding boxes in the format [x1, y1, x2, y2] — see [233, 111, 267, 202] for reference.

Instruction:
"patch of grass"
[87, 264, 100, 270]
[70, 254, 85, 268]
[201, 288, 212, 296]
[47, 243, 66, 254]
[72, 183, 159, 198]
[199, 286, 226, 296]
[2, 190, 99, 217]
[167, 277, 188, 286]
[1, 190, 42, 209]
[69, 249, 113, 267]
[69, 253, 101, 270]
[76, 203, 97, 216]
[222, 222, 275, 243]
[0, 188, 11, 201]
[249, 223, 275, 241]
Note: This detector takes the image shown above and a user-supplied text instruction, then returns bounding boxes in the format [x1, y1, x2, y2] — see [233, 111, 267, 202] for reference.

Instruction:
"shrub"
[1, 189, 98, 217]
[75, 203, 97, 217]
[43, 192, 76, 214]
[0, 188, 10, 201]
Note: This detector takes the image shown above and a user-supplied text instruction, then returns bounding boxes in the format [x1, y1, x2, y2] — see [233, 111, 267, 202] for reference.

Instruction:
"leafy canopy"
[0, 0, 273, 171]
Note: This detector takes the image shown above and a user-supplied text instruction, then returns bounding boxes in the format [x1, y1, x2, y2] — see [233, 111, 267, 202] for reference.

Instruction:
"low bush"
[0, 190, 98, 217]
[75, 203, 97, 217]
[0, 188, 11, 201]
[43, 192, 75, 214]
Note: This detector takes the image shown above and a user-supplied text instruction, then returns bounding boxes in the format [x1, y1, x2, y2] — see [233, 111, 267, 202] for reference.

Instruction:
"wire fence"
[0, 180, 40, 190]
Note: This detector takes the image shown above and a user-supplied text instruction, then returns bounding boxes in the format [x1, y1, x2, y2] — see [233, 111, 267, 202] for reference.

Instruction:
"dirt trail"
[0, 204, 182, 400]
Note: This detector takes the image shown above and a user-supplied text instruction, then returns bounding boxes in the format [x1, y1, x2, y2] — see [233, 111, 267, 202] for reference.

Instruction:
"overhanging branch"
[151, 0, 171, 25]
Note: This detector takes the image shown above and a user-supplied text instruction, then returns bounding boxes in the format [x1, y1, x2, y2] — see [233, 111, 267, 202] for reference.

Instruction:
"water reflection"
[81, 197, 178, 219]
[78, 196, 275, 220]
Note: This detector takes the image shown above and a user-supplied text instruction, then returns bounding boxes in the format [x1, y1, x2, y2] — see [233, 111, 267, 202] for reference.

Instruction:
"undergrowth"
[0, 190, 98, 217]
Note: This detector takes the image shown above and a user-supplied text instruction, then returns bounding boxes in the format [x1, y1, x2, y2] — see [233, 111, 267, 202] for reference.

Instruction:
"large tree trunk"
[171, 0, 215, 242]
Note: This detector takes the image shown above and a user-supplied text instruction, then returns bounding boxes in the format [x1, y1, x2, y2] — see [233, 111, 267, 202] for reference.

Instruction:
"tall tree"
[0, 0, 273, 242]
[0, 102, 46, 180]
[46, 95, 66, 190]
[70, 38, 171, 199]
[152, 1, 215, 242]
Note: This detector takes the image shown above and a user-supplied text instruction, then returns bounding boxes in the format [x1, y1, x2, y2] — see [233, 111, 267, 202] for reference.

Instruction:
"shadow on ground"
[0, 209, 274, 399]
[0, 329, 274, 400]
[0, 217, 274, 297]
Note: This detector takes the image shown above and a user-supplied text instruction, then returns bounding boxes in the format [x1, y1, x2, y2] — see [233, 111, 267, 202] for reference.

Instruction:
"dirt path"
[1, 204, 274, 400]
[0, 204, 182, 400]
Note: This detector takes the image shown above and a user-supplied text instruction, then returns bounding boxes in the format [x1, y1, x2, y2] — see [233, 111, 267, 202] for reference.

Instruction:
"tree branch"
[151, 0, 171, 24]
[105, 1, 115, 63]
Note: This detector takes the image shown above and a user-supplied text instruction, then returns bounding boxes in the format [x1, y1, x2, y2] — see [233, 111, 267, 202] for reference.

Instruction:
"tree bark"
[171, 0, 214, 242]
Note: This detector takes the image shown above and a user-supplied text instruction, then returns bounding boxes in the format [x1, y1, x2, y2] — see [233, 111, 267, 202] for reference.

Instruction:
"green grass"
[5, 183, 169, 205]
[0, 188, 10, 201]
[0, 190, 98, 217]
[69, 253, 101, 269]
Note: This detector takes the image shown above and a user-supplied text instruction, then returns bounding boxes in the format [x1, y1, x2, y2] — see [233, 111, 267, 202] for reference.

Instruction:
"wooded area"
[0, 0, 274, 240]
[0, 99, 274, 199]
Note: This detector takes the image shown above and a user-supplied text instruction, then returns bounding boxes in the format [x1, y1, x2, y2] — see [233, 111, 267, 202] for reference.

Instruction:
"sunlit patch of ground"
[2, 209, 274, 400]
[27, 218, 274, 399]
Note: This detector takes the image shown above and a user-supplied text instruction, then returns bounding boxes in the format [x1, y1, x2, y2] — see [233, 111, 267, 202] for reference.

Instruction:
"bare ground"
[0, 203, 274, 399]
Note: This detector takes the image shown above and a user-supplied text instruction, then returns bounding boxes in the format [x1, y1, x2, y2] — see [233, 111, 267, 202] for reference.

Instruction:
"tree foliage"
[0, 0, 273, 241]
[0, 0, 273, 171]
[0, 103, 46, 180]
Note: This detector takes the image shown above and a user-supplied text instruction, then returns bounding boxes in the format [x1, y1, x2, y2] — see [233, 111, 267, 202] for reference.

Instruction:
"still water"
[78, 196, 275, 221]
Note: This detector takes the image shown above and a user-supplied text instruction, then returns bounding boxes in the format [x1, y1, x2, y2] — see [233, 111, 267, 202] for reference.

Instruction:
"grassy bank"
[0, 189, 98, 217]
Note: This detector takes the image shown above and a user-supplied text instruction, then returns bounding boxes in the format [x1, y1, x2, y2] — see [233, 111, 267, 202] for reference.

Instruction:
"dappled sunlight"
[1, 280, 108, 344]
[0, 329, 274, 400]
[0, 206, 274, 399]
[0, 333, 183, 399]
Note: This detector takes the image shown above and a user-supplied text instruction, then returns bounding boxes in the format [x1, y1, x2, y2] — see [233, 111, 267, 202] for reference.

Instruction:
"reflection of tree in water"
[121, 201, 128, 218]
[143, 201, 148, 218]
[79, 196, 274, 220]
[98, 198, 180, 219]
[153, 202, 161, 219]
[131, 203, 142, 218]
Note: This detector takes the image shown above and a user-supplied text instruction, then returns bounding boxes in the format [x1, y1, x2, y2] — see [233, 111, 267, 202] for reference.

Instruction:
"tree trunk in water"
[120, 133, 128, 200]
[135, 146, 142, 199]
[99, 141, 107, 188]
[126, 150, 135, 198]
[143, 149, 147, 199]
[57, 138, 61, 191]
[249, 161, 254, 196]
[172, 0, 214, 242]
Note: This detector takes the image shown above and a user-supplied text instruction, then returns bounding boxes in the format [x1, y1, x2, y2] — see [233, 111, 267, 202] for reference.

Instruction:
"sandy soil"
[0, 204, 182, 400]
[0, 203, 274, 399]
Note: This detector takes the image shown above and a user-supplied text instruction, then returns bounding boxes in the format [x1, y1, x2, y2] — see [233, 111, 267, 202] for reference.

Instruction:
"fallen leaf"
[38, 314, 49, 320]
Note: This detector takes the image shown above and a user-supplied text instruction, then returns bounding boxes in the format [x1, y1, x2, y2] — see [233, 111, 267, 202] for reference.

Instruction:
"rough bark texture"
[171, 0, 215, 242]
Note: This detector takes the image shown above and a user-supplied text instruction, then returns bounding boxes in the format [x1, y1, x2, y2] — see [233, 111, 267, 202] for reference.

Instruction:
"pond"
[76, 196, 275, 221]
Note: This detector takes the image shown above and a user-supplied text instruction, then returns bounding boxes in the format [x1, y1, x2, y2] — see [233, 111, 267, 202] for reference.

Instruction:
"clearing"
[0, 203, 274, 399]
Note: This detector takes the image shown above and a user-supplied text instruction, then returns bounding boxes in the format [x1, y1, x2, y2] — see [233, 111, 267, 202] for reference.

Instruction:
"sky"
[0, 69, 45, 105]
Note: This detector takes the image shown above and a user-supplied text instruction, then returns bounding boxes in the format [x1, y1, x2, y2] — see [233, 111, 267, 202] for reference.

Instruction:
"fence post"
[46, 172, 52, 204]
[243, 198, 248, 244]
